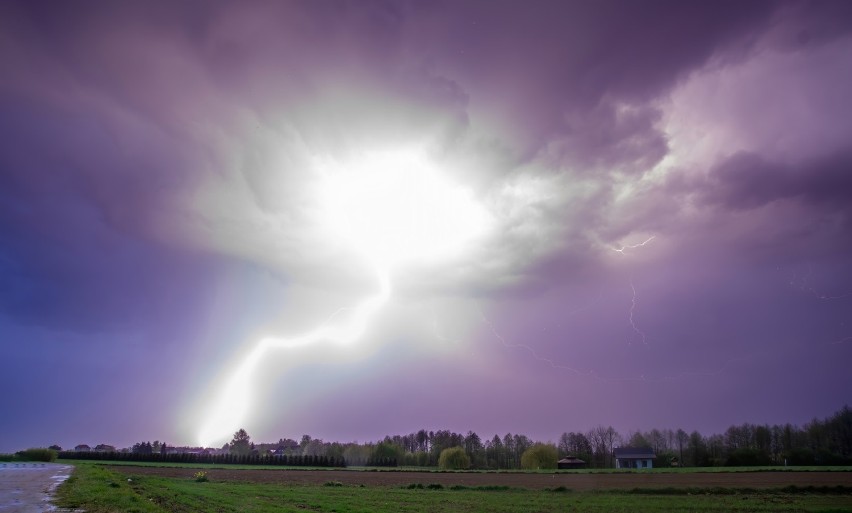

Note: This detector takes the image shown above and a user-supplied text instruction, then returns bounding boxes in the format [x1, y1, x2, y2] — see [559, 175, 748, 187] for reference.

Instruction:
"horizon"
[40, 402, 852, 454]
[2, 0, 851, 454]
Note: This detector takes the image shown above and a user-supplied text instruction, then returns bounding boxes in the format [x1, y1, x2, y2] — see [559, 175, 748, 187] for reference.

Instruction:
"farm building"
[73, 444, 91, 452]
[557, 456, 586, 469]
[613, 447, 656, 469]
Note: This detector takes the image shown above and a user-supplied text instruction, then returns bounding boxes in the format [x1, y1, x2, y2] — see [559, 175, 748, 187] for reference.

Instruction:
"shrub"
[193, 471, 208, 482]
[520, 443, 558, 470]
[323, 481, 343, 487]
[438, 447, 470, 470]
[16, 448, 57, 462]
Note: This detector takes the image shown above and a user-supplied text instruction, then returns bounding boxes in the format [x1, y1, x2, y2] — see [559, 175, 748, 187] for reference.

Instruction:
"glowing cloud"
[318, 149, 491, 267]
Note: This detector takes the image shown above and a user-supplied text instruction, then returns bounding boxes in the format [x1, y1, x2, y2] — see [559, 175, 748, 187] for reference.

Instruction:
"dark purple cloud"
[704, 151, 852, 213]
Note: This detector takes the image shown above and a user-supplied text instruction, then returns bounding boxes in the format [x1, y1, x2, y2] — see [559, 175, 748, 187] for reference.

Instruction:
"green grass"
[55, 464, 163, 513]
[54, 464, 852, 513]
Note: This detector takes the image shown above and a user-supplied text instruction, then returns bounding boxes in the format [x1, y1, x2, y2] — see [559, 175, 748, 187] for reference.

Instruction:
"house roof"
[613, 447, 656, 459]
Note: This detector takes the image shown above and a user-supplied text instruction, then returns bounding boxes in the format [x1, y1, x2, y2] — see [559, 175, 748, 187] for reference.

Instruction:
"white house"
[613, 447, 656, 469]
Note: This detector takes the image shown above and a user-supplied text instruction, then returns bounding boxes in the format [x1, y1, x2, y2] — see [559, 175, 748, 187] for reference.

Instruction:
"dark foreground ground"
[108, 465, 852, 490]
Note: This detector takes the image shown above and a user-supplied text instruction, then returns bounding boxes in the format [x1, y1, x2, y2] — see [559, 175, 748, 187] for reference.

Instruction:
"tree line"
[308, 405, 851, 469]
[56, 405, 851, 469]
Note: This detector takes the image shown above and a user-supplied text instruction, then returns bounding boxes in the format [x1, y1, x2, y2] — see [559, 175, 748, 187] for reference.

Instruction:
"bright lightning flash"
[197, 149, 489, 447]
[319, 150, 489, 267]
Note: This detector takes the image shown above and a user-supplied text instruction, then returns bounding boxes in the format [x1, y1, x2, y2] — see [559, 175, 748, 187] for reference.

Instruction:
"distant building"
[74, 444, 91, 452]
[94, 444, 116, 452]
[614, 447, 656, 469]
[557, 456, 586, 469]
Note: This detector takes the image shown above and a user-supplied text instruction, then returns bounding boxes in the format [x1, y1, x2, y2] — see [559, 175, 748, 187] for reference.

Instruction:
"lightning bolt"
[478, 305, 745, 383]
[628, 278, 648, 346]
[195, 149, 490, 447]
[611, 235, 656, 255]
[607, 236, 654, 345]
[475, 235, 667, 381]
[784, 266, 852, 347]
[477, 306, 596, 378]
[793, 266, 852, 300]
[197, 261, 391, 447]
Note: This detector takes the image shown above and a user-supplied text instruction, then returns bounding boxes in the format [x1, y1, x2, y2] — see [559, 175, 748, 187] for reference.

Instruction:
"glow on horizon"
[196, 149, 490, 447]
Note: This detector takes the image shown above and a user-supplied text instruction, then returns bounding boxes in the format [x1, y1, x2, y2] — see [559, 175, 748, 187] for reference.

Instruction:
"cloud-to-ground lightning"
[198, 262, 391, 447]
[197, 149, 489, 447]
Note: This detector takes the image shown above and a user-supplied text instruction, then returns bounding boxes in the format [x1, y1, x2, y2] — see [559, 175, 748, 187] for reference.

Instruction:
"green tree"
[230, 428, 252, 456]
[687, 430, 708, 467]
[372, 441, 401, 465]
[464, 431, 484, 468]
[438, 446, 470, 470]
[520, 443, 558, 470]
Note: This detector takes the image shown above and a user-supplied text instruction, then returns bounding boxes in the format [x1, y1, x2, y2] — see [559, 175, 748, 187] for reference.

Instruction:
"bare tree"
[587, 426, 608, 467]
[649, 429, 664, 454]
[676, 428, 688, 466]
[603, 426, 621, 468]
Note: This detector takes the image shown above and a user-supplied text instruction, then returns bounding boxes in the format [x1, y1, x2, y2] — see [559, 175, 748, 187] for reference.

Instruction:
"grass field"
[56, 459, 852, 473]
[54, 462, 852, 513]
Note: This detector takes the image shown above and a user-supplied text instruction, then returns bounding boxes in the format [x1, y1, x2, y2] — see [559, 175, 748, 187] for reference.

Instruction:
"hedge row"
[58, 451, 346, 467]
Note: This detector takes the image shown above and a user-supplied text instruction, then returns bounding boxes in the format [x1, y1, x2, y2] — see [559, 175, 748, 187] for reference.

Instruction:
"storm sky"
[2, 0, 851, 452]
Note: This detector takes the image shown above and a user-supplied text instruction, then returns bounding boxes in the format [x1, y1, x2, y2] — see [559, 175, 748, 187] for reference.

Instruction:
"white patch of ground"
[0, 463, 75, 513]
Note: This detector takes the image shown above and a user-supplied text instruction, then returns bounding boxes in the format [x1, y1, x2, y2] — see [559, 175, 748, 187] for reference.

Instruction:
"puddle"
[0, 463, 74, 512]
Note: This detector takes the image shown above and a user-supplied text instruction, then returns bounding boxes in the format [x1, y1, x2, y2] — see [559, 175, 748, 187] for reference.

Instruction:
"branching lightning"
[477, 306, 595, 377]
[473, 235, 697, 381]
[609, 236, 654, 345]
[784, 266, 852, 347]
[789, 266, 852, 300]
[611, 235, 656, 255]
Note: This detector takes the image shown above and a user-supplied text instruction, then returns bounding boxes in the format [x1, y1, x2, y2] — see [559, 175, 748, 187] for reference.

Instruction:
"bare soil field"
[109, 466, 852, 490]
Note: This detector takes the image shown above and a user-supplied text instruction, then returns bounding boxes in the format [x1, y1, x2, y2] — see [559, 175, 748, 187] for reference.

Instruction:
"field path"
[0, 463, 74, 513]
[109, 466, 852, 490]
